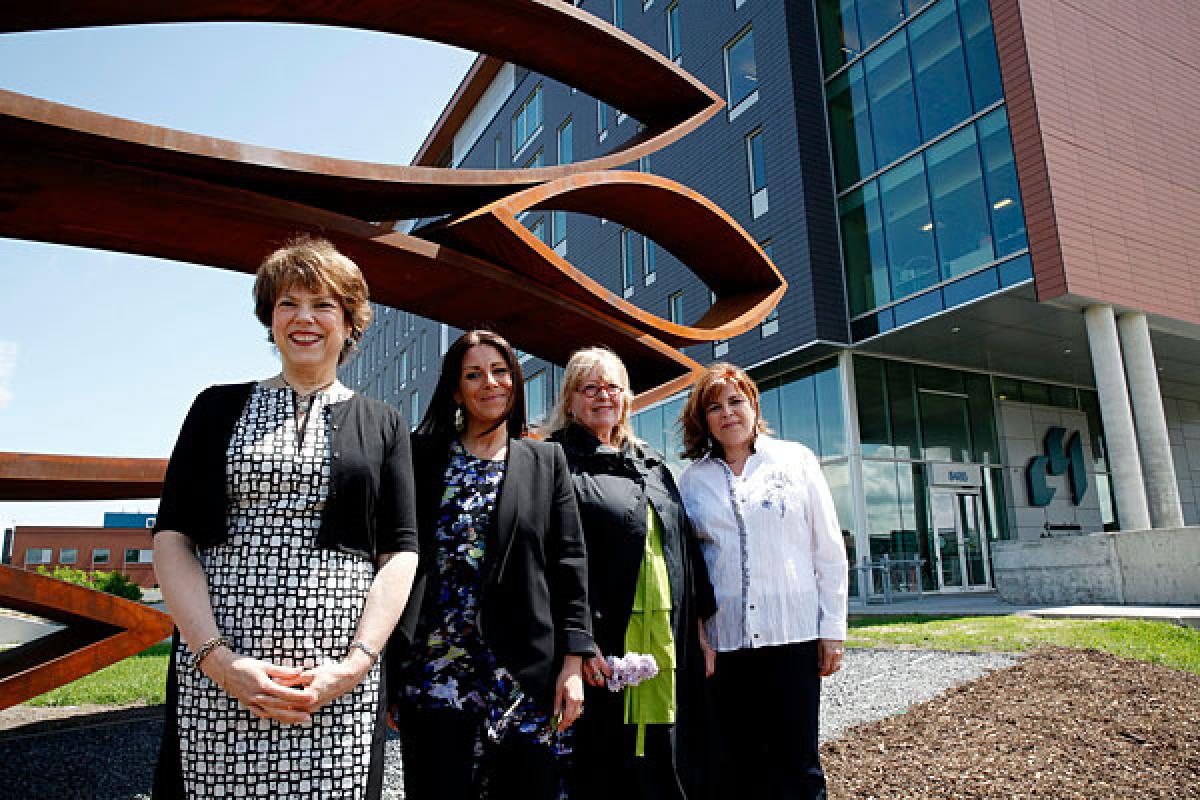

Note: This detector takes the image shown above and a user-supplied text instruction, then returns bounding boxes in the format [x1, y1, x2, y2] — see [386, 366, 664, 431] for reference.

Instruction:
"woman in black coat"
[545, 347, 717, 800]
[388, 330, 592, 800]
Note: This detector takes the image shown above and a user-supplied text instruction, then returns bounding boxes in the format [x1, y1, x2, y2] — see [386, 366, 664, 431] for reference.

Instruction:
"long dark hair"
[416, 329, 527, 445]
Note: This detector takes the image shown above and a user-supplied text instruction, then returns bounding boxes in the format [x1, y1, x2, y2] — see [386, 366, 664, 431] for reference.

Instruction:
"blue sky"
[0, 23, 475, 528]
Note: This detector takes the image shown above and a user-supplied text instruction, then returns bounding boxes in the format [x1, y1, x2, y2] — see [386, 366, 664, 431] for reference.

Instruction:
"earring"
[267, 330, 275, 344]
[454, 404, 466, 433]
[344, 336, 355, 349]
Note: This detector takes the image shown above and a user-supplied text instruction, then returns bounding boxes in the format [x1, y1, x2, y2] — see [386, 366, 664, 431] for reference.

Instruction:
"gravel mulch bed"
[823, 647, 1200, 799]
[0, 647, 1193, 799]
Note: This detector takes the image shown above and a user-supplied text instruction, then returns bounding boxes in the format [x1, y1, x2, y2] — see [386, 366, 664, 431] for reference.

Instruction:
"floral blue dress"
[402, 441, 569, 778]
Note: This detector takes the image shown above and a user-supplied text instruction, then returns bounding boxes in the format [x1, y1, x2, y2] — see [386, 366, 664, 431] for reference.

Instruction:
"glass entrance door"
[929, 489, 992, 590]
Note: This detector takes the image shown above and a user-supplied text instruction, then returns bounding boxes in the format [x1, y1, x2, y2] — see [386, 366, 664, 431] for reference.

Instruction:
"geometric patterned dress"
[172, 381, 381, 799]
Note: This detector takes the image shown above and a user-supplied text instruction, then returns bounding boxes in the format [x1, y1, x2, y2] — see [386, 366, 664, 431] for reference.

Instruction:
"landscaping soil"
[823, 647, 1200, 799]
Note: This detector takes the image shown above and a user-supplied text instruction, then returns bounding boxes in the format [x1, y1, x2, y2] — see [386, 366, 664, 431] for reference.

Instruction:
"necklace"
[283, 376, 336, 449]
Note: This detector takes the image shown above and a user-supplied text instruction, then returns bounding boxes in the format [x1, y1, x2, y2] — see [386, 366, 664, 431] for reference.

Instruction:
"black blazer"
[390, 433, 594, 708]
[153, 382, 418, 559]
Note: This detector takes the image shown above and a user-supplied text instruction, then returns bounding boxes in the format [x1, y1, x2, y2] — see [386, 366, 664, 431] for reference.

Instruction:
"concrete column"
[1117, 312, 1185, 528]
[1083, 304, 1151, 531]
[839, 350, 871, 602]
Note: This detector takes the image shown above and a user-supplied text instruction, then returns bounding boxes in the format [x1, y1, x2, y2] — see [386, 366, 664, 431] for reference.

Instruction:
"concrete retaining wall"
[993, 527, 1200, 605]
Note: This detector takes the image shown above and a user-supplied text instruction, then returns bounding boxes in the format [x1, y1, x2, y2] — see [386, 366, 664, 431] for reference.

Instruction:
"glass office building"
[345, 0, 1200, 600]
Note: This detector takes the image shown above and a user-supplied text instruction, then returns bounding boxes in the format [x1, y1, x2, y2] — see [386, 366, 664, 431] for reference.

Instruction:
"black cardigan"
[153, 382, 419, 559]
[389, 433, 594, 708]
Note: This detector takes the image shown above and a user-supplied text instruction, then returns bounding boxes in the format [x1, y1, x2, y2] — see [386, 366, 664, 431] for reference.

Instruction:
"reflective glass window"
[879, 155, 938, 300]
[643, 238, 656, 279]
[636, 404, 666, 456]
[526, 371, 548, 427]
[958, 0, 1004, 110]
[822, 461, 858, 593]
[828, 63, 875, 190]
[886, 360, 920, 458]
[840, 182, 891, 316]
[977, 110, 1028, 257]
[926, 125, 992, 278]
[511, 85, 543, 156]
[666, 1, 682, 61]
[857, 0, 906, 49]
[747, 129, 767, 192]
[558, 118, 574, 164]
[816, 0, 862, 75]
[621, 229, 636, 289]
[965, 372, 999, 463]
[865, 35, 921, 165]
[816, 365, 847, 457]
[919, 390, 971, 462]
[863, 460, 904, 558]
[758, 380, 783, 434]
[597, 100, 609, 134]
[908, 0, 972, 140]
[779, 372, 819, 453]
[855, 356, 893, 457]
[668, 291, 685, 324]
[724, 28, 758, 109]
[1079, 389, 1108, 471]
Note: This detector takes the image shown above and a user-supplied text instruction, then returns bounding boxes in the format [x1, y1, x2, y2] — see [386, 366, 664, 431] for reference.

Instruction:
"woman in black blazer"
[389, 330, 592, 800]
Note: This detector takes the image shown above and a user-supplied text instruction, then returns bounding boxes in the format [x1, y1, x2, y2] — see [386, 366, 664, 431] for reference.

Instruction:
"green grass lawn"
[18, 616, 1200, 706]
[25, 642, 171, 707]
[848, 615, 1200, 675]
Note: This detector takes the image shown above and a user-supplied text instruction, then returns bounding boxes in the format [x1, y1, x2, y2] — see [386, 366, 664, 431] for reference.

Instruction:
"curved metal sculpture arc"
[0, 147, 702, 397]
[423, 171, 788, 346]
[0, 453, 168, 501]
[0, 566, 175, 710]
[0, 0, 722, 220]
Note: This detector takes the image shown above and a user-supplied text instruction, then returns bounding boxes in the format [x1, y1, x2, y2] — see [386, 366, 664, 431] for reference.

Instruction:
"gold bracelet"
[191, 635, 230, 673]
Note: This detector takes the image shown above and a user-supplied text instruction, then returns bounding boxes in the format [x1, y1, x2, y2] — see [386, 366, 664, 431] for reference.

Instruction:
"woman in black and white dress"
[152, 236, 419, 799]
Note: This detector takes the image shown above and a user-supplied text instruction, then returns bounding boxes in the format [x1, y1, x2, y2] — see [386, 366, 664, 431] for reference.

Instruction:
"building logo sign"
[1026, 427, 1088, 506]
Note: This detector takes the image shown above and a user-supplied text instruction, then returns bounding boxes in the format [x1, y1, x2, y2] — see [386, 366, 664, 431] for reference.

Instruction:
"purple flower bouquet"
[604, 652, 659, 692]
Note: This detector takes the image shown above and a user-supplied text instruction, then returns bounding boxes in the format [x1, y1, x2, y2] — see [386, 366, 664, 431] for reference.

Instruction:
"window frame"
[723, 25, 758, 118]
[511, 84, 544, 158]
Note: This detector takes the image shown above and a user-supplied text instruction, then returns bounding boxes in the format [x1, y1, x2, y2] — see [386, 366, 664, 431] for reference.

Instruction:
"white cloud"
[0, 341, 16, 410]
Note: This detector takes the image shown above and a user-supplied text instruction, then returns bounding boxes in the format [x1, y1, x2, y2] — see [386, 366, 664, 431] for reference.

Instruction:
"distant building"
[11, 516, 157, 588]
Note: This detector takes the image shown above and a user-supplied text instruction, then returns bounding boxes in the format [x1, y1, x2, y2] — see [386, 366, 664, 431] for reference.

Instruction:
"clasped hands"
[201, 646, 375, 724]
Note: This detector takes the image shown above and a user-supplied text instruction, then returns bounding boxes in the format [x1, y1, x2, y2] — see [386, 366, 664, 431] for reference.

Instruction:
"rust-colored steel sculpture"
[0, 0, 785, 694]
[0, 452, 167, 501]
[0, 566, 174, 710]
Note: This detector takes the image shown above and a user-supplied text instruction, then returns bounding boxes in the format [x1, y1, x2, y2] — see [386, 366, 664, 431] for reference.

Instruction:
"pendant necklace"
[285, 377, 335, 450]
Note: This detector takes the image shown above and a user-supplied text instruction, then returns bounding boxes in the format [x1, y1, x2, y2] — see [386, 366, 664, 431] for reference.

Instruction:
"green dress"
[623, 504, 677, 756]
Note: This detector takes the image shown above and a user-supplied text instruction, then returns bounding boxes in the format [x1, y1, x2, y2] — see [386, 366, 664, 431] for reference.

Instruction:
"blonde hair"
[253, 235, 372, 364]
[545, 347, 639, 451]
[680, 362, 771, 460]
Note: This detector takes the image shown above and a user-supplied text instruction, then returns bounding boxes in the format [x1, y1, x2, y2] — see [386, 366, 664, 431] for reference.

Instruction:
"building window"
[666, 1, 682, 62]
[59, 548, 78, 565]
[724, 27, 757, 116]
[668, 291, 685, 325]
[759, 241, 779, 336]
[613, 0, 624, 28]
[710, 291, 729, 357]
[597, 100, 609, 139]
[526, 371, 549, 428]
[643, 237, 657, 285]
[746, 128, 769, 218]
[399, 349, 410, 387]
[410, 390, 421, 426]
[125, 548, 154, 564]
[440, 323, 450, 355]
[864, 32, 920, 166]
[525, 149, 544, 169]
[530, 217, 547, 243]
[827, 62, 875, 191]
[92, 548, 110, 565]
[621, 228, 637, 297]
[494, 133, 504, 168]
[558, 118, 574, 165]
[25, 547, 52, 565]
[420, 330, 429, 371]
[511, 84, 543, 157]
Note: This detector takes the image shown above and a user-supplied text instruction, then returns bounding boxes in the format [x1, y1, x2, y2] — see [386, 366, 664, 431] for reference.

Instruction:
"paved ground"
[0, 648, 1017, 800]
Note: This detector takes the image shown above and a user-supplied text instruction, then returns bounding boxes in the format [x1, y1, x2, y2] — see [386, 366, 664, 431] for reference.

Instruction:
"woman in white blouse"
[677, 363, 847, 800]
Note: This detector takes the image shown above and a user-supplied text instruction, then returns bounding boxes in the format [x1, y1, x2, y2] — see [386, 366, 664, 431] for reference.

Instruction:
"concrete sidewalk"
[848, 590, 1200, 628]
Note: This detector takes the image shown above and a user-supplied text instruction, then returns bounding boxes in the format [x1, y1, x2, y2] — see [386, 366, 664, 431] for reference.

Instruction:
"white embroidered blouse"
[679, 435, 848, 651]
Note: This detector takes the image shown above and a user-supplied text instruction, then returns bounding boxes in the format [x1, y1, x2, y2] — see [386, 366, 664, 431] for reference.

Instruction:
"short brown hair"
[680, 362, 770, 460]
[253, 235, 371, 364]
